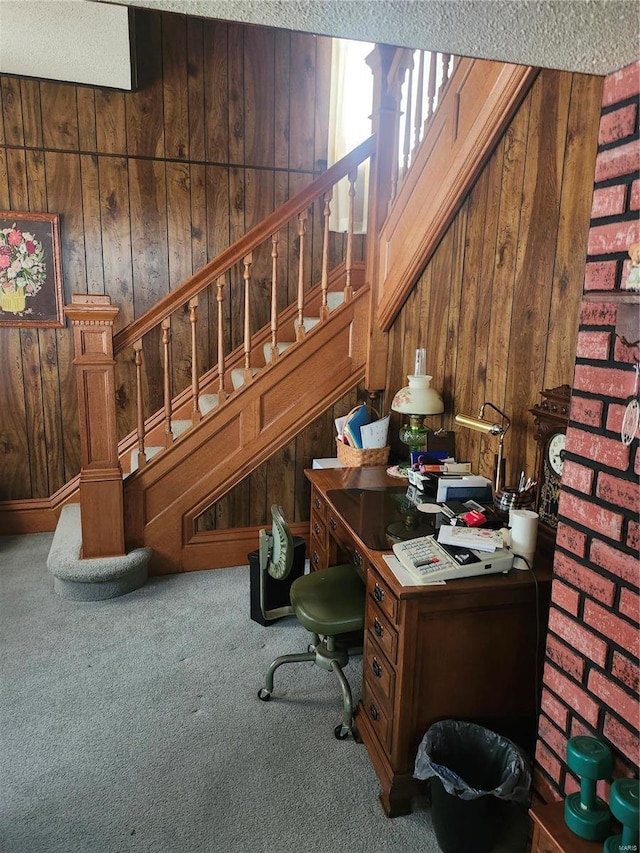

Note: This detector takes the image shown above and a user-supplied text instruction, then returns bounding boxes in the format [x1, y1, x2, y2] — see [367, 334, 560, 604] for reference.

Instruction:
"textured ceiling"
[103, 0, 640, 75]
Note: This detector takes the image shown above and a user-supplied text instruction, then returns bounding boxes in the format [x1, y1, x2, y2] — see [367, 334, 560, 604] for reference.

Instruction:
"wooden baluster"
[295, 212, 307, 341]
[216, 275, 227, 400]
[133, 339, 146, 470]
[188, 296, 201, 424]
[242, 254, 254, 382]
[441, 53, 451, 90]
[269, 232, 280, 362]
[402, 60, 413, 179]
[162, 317, 173, 446]
[427, 52, 437, 122]
[413, 50, 425, 155]
[320, 191, 331, 321]
[344, 170, 356, 301]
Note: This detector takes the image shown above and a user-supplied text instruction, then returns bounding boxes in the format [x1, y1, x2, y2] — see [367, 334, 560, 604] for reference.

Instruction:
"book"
[437, 524, 506, 552]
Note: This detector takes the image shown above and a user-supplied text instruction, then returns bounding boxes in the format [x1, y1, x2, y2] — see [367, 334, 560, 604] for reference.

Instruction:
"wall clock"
[529, 384, 571, 548]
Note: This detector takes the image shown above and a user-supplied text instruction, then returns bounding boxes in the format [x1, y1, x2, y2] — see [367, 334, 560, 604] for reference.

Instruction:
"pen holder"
[494, 487, 535, 518]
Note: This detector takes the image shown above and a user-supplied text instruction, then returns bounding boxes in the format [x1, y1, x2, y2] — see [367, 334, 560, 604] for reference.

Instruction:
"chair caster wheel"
[258, 688, 271, 702]
[334, 724, 350, 740]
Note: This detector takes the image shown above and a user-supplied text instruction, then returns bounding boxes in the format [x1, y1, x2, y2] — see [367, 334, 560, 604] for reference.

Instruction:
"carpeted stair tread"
[47, 504, 152, 600]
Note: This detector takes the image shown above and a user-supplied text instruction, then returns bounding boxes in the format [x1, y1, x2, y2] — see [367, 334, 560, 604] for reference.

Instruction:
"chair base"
[257, 634, 360, 738]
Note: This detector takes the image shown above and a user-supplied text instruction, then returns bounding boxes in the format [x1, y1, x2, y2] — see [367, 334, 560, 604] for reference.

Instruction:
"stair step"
[327, 292, 345, 311]
[47, 503, 151, 601]
[297, 316, 320, 332]
[263, 341, 293, 362]
[231, 367, 260, 390]
[199, 393, 219, 415]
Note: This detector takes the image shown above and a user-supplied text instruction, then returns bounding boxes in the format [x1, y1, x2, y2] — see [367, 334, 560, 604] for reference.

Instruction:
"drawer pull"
[369, 703, 380, 721]
[374, 618, 383, 638]
[329, 518, 337, 531]
[354, 551, 362, 567]
[313, 522, 320, 535]
[314, 497, 321, 509]
[373, 583, 384, 602]
[312, 551, 320, 566]
[371, 658, 382, 678]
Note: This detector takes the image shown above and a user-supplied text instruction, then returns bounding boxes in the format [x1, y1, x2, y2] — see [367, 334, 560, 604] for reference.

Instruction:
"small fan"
[621, 364, 640, 447]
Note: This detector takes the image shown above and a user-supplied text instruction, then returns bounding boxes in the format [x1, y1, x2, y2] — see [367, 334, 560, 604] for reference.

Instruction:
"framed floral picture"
[0, 211, 64, 327]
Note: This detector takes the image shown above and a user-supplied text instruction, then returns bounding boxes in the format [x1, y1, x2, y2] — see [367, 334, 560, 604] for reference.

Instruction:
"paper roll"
[509, 509, 539, 570]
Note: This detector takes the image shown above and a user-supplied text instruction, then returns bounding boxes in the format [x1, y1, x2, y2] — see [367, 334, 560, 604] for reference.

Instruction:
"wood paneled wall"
[383, 69, 603, 489]
[0, 9, 334, 503]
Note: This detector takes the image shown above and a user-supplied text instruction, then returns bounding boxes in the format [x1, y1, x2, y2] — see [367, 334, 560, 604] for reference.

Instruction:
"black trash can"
[248, 536, 305, 626]
[414, 720, 531, 853]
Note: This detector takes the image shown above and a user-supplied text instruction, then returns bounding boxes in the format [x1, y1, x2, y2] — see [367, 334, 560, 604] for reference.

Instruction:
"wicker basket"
[336, 438, 390, 467]
[336, 404, 390, 467]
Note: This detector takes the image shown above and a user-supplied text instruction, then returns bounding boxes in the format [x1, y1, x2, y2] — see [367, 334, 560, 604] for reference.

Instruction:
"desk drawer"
[366, 603, 398, 666]
[367, 572, 398, 626]
[328, 511, 365, 571]
[311, 490, 327, 523]
[364, 637, 395, 708]
[362, 680, 392, 753]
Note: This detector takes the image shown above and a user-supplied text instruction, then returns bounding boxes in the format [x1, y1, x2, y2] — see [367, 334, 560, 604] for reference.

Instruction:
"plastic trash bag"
[414, 719, 532, 804]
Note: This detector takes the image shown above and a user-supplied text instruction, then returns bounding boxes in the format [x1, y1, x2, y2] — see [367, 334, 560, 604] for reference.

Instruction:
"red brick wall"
[534, 61, 640, 803]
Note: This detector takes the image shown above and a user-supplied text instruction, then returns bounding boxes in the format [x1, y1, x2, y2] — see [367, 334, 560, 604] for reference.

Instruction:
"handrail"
[113, 134, 376, 355]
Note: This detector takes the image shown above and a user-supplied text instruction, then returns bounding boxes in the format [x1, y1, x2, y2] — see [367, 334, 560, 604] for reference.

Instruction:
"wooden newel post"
[64, 294, 125, 559]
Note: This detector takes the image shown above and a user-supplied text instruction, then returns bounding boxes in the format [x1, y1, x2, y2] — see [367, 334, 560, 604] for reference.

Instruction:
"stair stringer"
[123, 285, 370, 574]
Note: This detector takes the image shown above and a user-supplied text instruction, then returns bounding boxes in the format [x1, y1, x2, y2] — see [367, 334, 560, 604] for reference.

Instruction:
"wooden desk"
[305, 466, 552, 818]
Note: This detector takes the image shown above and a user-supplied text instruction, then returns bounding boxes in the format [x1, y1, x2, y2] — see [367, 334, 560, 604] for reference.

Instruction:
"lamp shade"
[391, 375, 444, 416]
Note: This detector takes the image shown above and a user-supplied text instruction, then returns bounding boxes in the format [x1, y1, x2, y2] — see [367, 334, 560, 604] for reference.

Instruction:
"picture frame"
[0, 211, 64, 327]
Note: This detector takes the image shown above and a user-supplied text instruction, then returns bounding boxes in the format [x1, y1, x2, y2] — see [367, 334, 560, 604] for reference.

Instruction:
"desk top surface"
[306, 465, 553, 597]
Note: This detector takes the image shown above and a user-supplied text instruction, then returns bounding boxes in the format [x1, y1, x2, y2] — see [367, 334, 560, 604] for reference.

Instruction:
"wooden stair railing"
[66, 136, 376, 561]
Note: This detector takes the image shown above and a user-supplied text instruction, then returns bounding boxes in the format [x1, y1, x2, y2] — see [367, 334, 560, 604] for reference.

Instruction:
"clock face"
[546, 432, 566, 476]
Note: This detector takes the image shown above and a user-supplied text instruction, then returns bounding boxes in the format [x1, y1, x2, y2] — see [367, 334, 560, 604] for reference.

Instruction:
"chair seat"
[290, 563, 365, 636]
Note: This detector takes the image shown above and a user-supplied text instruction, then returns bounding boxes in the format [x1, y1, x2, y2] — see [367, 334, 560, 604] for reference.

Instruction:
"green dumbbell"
[564, 736, 613, 841]
[604, 778, 639, 853]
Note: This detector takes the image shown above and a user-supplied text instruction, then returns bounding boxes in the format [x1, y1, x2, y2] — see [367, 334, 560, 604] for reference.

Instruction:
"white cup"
[509, 509, 539, 570]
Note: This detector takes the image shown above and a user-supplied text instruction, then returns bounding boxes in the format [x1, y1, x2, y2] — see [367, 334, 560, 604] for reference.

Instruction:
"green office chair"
[257, 504, 365, 739]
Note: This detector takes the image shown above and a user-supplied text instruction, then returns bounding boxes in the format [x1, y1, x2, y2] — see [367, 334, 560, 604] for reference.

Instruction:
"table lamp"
[391, 349, 444, 458]
[454, 402, 510, 492]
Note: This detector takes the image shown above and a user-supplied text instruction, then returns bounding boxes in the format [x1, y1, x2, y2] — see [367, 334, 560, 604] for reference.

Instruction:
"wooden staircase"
[56, 47, 538, 576]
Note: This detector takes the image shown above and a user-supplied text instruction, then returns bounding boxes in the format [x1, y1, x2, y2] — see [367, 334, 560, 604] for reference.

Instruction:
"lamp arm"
[479, 401, 511, 434]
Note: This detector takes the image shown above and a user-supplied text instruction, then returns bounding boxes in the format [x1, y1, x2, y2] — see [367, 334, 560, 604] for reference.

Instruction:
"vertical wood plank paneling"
[244, 26, 275, 168]
[274, 30, 291, 171]
[204, 20, 229, 163]
[162, 15, 189, 161]
[95, 91, 127, 154]
[20, 327, 48, 497]
[39, 329, 65, 493]
[1, 77, 25, 146]
[289, 33, 317, 172]
[76, 87, 97, 152]
[126, 12, 164, 159]
[19, 80, 43, 149]
[80, 154, 106, 295]
[0, 329, 30, 499]
[40, 82, 79, 151]
[506, 71, 571, 477]
[228, 24, 245, 167]
[98, 155, 133, 329]
[545, 73, 603, 390]
[45, 152, 86, 300]
[187, 19, 205, 162]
